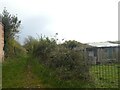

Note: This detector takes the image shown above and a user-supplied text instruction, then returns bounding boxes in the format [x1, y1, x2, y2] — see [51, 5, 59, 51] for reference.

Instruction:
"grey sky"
[0, 0, 119, 44]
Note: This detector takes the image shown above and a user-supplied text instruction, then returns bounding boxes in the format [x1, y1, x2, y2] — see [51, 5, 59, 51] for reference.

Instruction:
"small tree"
[2, 8, 21, 57]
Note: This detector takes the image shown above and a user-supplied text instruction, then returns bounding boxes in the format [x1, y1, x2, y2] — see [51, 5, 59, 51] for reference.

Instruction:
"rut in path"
[24, 58, 44, 88]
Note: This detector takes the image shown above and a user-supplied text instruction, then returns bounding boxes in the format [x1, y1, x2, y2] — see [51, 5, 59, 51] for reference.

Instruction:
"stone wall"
[0, 23, 4, 62]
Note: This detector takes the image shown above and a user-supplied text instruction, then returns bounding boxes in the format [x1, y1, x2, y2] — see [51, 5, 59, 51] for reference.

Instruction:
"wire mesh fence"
[84, 47, 119, 88]
[90, 63, 119, 88]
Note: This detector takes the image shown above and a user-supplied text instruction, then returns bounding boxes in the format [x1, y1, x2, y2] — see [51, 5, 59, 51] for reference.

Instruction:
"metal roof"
[87, 42, 120, 47]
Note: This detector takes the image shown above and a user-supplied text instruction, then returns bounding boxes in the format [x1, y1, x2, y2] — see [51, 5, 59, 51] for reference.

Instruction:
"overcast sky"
[0, 0, 119, 44]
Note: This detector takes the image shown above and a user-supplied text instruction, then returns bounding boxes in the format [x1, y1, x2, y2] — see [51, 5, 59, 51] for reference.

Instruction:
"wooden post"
[97, 48, 100, 63]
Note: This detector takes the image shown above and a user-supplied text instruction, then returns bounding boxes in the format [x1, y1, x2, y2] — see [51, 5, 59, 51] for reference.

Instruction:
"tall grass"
[2, 56, 28, 88]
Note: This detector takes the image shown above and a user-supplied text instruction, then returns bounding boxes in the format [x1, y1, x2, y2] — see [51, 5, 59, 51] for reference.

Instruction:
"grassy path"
[2, 56, 44, 88]
[24, 56, 45, 88]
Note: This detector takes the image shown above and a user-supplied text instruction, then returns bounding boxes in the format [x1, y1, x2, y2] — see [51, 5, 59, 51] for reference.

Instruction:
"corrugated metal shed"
[87, 42, 120, 47]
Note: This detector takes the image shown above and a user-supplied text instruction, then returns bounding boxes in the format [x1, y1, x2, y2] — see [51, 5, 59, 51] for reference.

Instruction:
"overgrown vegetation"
[2, 9, 119, 88]
[3, 55, 118, 88]
[23, 35, 92, 82]
[2, 9, 94, 88]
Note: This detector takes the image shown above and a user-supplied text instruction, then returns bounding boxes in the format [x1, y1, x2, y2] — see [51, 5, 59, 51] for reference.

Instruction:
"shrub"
[33, 37, 57, 64]
[49, 45, 90, 81]
[24, 35, 91, 82]
[4, 39, 26, 58]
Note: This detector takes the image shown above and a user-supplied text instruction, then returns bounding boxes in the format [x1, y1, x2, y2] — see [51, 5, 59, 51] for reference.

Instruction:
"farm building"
[86, 42, 120, 64]
[0, 22, 4, 62]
